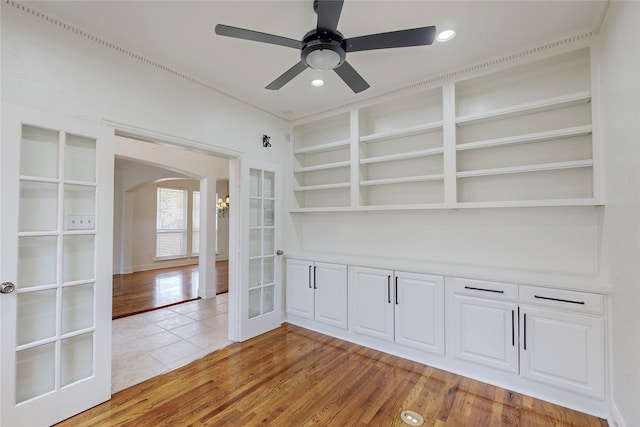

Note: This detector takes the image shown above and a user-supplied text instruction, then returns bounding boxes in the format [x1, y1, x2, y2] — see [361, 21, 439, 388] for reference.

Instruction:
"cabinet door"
[314, 262, 348, 329]
[285, 259, 314, 320]
[348, 266, 394, 342]
[451, 295, 519, 373]
[520, 306, 604, 398]
[395, 272, 445, 355]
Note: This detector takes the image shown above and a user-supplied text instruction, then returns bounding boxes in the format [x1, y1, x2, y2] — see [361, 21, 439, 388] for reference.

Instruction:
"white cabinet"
[349, 266, 445, 355]
[449, 278, 519, 373]
[448, 278, 605, 399]
[285, 259, 347, 329]
[519, 286, 604, 399]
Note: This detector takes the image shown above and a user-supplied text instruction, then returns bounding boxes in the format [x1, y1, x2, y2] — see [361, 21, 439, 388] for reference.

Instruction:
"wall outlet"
[67, 214, 95, 230]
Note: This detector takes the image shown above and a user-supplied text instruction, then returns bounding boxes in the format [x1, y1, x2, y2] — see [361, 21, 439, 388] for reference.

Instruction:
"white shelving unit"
[290, 47, 599, 212]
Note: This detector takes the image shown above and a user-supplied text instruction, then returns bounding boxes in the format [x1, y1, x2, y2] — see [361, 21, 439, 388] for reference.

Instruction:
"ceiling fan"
[215, 0, 436, 93]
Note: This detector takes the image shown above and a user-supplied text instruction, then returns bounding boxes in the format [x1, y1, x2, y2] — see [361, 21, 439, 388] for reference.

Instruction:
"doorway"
[111, 135, 233, 391]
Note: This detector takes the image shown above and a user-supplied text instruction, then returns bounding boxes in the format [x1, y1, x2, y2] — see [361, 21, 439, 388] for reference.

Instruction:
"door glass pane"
[65, 134, 96, 182]
[262, 285, 275, 314]
[249, 199, 261, 227]
[249, 258, 261, 288]
[64, 185, 96, 231]
[61, 333, 94, 387]
[19, 181, 58, 232]
[16, 343, 55, 404]
[62, 283, 94, 334]
[21, 125, 59, 179]
[263, 228, 274, 255]
[17, 289, 57, 345]
[249, 229, 261, 257]
[249, 288, 261, 318]
[249, 168, 261, 197]
[263, 256, 275, 285]
[18, 236, 57, 288]
[263, 171, 275, 198]
[263, 199, 274, 227]
[63, 235, 95, 282]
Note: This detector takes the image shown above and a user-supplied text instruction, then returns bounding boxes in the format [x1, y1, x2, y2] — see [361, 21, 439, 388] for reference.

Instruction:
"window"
[192, 190, 200, 256]
[156, 187, 187, 258]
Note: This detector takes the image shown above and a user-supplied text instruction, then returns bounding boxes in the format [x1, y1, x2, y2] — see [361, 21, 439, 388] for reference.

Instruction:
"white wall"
[1, 4, 289, 164]
[598, 2, 640, 426]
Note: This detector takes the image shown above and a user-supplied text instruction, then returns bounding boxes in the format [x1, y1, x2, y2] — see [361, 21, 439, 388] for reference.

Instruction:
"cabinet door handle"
[534, 295, 585, 305]
[464, 286, 504, 294]
[511, 310, 515, 347]
[523, 313, 527, 350]
[313, 266, 317, 289]
[308, 265, 312, 289]
[395, 276, 398, 305]
[387, 275, 391, 304]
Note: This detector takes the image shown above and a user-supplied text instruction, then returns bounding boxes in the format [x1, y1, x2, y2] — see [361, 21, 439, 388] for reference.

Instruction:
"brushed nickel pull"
[1, 282, 16, 294]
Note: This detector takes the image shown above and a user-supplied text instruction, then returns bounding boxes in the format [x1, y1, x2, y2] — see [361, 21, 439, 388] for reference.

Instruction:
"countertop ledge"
[285, 252, 610, 294]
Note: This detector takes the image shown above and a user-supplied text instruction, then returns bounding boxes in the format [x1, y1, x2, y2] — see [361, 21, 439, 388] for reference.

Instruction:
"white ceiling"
[27, 0, 607, 121]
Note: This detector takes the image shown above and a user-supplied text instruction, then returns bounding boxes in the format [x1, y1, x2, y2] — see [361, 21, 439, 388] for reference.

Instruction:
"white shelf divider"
[455, 91, 591, 126]
[360, 147, 444, 165]
[456, 125, 593, 151]
[294, 182, 351, 192]
[457, 159, 593, 178]
[359, 121, 443, 143]
[360, 174, 444, 187]
[293, 138, 351, 154]
[294, 160, 351, 173]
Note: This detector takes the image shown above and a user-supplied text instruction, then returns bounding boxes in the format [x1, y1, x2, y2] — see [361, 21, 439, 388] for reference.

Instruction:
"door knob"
[276, 250, 284, 256]
[1, 282, 16, 294]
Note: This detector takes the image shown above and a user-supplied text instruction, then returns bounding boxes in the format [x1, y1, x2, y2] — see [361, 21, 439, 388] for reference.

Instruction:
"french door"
[0, 106, 113, 426]
[236, 159, 282, 341]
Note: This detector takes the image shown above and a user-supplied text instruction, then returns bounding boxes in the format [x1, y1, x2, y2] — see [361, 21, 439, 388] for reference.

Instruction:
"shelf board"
[360, 121, 443, 143]
[360, 147, 444, 165]
[294, 182, 350, 192]
[457, 159, 593, 178]
[294, 160, 350, 173]
[455, 198, 602, 209]
[360, 174, 444, 186]
[455, 91, 591, 126]
[294, 138, 350, 155]
[456, 125, 593, 151]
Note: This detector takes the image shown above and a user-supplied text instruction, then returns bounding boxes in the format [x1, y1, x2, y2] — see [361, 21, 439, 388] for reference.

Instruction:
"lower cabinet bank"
[285, 258, 608, 419]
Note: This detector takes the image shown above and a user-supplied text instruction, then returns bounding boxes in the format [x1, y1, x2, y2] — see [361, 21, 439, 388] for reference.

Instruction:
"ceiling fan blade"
[345, 26, 437, 52]
[215, 24, 301, 49]
[334, 61, 370, 93]
[266, 61, 308, 90]
[316, 0, 344, 33]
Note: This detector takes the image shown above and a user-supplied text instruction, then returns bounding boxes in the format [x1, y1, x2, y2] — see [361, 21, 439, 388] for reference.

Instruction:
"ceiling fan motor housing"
[301, 29, 346, 70]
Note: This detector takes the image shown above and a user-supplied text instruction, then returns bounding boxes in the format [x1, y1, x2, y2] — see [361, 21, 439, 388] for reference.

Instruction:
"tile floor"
[111, 293, 231, 393]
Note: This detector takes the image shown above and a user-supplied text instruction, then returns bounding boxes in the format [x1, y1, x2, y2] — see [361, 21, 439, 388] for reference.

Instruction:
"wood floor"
[56, 324, 607, 427]
[112, 261, 229, 319]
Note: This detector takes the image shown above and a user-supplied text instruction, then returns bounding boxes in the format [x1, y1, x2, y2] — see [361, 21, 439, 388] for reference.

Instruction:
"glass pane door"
[239, 160, 281, 341]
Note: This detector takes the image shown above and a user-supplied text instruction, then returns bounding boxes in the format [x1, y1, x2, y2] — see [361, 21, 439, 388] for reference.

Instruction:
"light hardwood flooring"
[60, 323, 607, 426]
[112, 261, 228, 319]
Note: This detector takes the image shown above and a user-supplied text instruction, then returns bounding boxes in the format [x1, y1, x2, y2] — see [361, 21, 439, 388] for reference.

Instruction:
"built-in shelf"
[361, 174, 444, 187]
[294, 182, 351, 192]
[456, 125, 593, 151]
[293, 139, 351, 155]
[455, 198, 601, 209]
[294, 161, 350, 173]
[457, 159, 593, 178]
[455, 91, 591, 127]
[360, 147, 444, 165]
[360, 121, 443, 143]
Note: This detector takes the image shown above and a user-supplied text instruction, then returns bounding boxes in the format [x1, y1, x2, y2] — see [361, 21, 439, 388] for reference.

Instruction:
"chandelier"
[217, 194, 230, 217]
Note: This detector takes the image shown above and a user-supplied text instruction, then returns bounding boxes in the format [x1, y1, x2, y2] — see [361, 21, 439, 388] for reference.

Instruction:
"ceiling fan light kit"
[215, 0, 436, 93]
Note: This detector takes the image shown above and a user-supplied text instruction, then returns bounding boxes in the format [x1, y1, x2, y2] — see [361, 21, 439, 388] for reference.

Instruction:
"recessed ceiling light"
[436, 29, 456, 42]
[311, 79, 325, 87]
